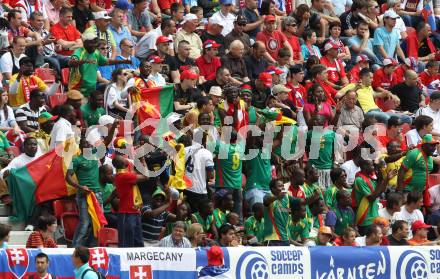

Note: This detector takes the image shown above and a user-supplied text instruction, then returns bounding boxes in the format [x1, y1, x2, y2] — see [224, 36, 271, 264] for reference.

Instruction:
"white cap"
[323, 41, 338, 51]
[356, 54, 370, 63]
[383, 58, 398, 66]
[98, 115, 115, 126]
[181, 13, 198, 25]
[383, 10, 400, 19]
[82, 32, 98, 41]
[93, 11, 111, 20]
[209, 86, 223, 97]
[166, 112, 182, 126]
[209, 16, 225, 27]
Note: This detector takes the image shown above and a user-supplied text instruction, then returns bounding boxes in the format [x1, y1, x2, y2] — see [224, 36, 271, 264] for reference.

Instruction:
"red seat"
[429, 174, 440, 187]
[61, 68, 70, 87]
[97, 228, 118, 247]
[35, 68, 56, 84]
[53, 199, 79, 243]
[49, 93, 67, 108]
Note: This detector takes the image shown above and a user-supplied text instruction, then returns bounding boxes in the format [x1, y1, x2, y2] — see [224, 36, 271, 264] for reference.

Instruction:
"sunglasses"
[124, 45, 134, 48]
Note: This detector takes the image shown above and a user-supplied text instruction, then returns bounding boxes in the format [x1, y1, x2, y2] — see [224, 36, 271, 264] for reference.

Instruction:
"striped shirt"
[15, 103, 47, 131]
[158, 234, 191, 248]
[26, 230, 57, 248]
[141, 204, 169, 241]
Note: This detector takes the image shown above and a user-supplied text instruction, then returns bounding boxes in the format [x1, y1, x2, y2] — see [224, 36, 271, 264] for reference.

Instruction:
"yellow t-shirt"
[381, 156, 404, 188]
[9, 74, 48, 108]
[341, 83, 379, 113]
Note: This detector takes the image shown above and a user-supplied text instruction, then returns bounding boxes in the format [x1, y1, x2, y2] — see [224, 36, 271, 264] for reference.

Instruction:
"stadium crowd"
[0, 0, 439, 253]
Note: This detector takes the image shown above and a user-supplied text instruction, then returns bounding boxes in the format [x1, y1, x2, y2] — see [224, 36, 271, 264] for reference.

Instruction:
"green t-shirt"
[213, 108, 221, 128]
[334, 207, 355, 236]
[100, 182, 114, 213]
[401, 148, 433, 193]
[213, 208, 228, 228]
[245, 215, 264, 242]
[263, 195, 291, 241]
[307, 129, 335, 170]
[71, 155, 101, 192]
[324, 185, 352, 210]
[248, 106, 257, 125]
[0, 131, 10, 151]
[81, 104, 105, 126]
[273, 125, 298, 159]
[192, 212, 214, 233]
[214, 142, 244, 189]
[244, 150, 271, 192]
[289, 217, 310, 241]
[71, 48, 108, 96]
[354, 176, 378, 227]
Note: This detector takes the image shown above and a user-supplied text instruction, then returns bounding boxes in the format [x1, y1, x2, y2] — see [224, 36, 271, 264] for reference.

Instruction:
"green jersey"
[214, 142, 244, 189]
[248, 106, 258, 125]
[354, 175, 378, 227]
[81, 104, 105, 126]
[263, 195, 291, 241]
[289, 217, 310, 241]
[307, 129, 335, 170]
[100, 182, 114, 213]
[245, 215, 265, 242]
[324, 185, 352, 210]
[71, 155, 101, 192]
[244, 150, 271, 192]
[273, 125, 298, 159]
[192, 212, 214, 233]
[401, 148, 433, 193]
[213, 108, 221, 127]
[213, 208, 228, 228]
[334, 207, 355, 236]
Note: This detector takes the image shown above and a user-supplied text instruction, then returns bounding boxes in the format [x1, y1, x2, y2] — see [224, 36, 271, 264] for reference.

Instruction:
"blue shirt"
[109, 24, 132, 55]
[115, 55, 140, 71]
[98, 64, 115, 80]
[74, 263, 98, 279]
[373, 26, 400, 60]
[301, 44, 322, 61]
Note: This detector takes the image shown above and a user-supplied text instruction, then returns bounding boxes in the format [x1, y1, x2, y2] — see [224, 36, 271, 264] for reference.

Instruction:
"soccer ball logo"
[410, 260, 428, 279]
[396, 250, 428, 279]
[251, 262, 269, 279]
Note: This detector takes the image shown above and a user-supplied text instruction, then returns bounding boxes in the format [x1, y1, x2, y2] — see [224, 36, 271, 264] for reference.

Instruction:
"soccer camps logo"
[396, 250, 429, 279]
[235, 251, 270, 279]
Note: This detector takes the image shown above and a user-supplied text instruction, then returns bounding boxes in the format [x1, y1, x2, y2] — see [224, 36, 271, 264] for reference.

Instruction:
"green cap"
[422, 134, 439, 145]
[38, 112, 58, 124]
[152, 187, 166, 198]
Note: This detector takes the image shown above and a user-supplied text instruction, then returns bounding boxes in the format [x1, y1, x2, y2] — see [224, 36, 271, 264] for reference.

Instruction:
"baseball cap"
[207, 246, 224, 266]
[272, 84, 291, 95]
[98, 115, 115, 126]
[38, 112, 58, 124]
[181, 13, 198, 25]
[203, 39, 221, 49]
[422, 134, 440, 145]
[81, 32, 97, 41]
[209, 16, 225, 27]
[259, 72, 273, 88]
[265, 65, 283, 75]
[235, 14, 248, 24]
[241, 84, 252, 94]
[220, 0, 233, 5]
[384, 10, 400, 19]
[66, 90, 83, 100]
[383, 58, 398, 66]
[180, 70, 199, 80]
[209, 86, 223, 97]
[148, 55, 164, 64]
[156, 36, 172, 45]
[115, 0, 134, 10]
[356, 54, 370, 63]
[152, 187, 167, 198]
[93, 11, 111, 20]
[324, 41, 339, 52]
[412, 220, 431, 231]
[265, 15, 276, 23]
[318, 226, 333, 236]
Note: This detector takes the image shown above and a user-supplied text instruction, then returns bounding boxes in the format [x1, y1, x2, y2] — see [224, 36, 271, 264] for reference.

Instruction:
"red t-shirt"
[349, 64, 361, 83]
[372, 68, 398, 91]
[50, 23, 81, 56]
[196, 55, 221, 81]
[114, 172, 139, 214]
[285, 34, 301, 61]
[287, 83, 306, 108]
[377, 132, 407, 151]
[256, 30, 287, 60]
[320, 56, 346, 85]
[158, 0, 179, 11]
[419, 70, 440, 87]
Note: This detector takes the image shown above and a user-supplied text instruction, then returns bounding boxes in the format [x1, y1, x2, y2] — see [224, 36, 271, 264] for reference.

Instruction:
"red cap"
[265, 65, 283, 75]
[180, 70, 199, 80]
[148, 55, 164, 64]
[156, 35, 172, 45]
[258, 72, 273, 88]
[412, 220, 431, 231]
[265, 15, 276, 23]
[383, 58, 398, 66]
[207, 246, 224, 266]
[203, 39, 221, 49]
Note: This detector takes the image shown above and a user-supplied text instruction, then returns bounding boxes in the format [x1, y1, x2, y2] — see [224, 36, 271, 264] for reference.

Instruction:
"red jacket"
[406, 32, 436, 59]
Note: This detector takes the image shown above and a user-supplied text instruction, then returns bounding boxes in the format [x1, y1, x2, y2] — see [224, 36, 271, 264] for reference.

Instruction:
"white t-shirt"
[379, 207, 398, 235]
[148, 73, 166, 87]
[355, 236, 366, 246]
[104, 83, 128, 111]
[0, 105, 15, 128]
[184, 143, 214, 194]
[429, 184, 440, 211]
[393, 205, 424, 238]
[50, 117, 75, 148]
[341, 160, 360, 185]
[405, 128, 422, 149]
[210, 11, 236, 36]
[0, 52, 26, 74]
[415, 105, 440, 134]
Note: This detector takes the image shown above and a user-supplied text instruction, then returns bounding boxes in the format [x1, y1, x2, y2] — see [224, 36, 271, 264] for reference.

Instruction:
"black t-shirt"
[244, 54, 269, 81]
[243, 8, 260, 39]
[419, 38, 432, 58]
[390, 83, 422, 113]
[340, 11, 362, 35]
[173, 56, 195, 72]
[200, 31, 226, 56]
[388, 235, 409, 246]
[174, 84, 203, 114]
[251, 80, 270, 109]
[72, 6, 94, 33]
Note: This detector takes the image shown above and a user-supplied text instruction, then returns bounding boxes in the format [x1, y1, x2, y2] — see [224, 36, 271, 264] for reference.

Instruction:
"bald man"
[390, 69, 425, 113]
[221, 40, 250, 83]
[244, 41, 269, 81]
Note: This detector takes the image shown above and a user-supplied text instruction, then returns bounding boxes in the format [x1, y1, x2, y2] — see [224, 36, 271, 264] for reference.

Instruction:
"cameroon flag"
[130, 84, 175, 135]
[7, 149, 77, 222]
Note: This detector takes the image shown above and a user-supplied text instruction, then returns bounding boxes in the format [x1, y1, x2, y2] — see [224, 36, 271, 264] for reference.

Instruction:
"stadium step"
[0, 217, 25, 231]
[9, 231, 32, 245]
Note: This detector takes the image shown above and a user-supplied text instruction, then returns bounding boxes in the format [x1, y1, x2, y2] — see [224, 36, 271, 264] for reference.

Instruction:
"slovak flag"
[422, 3, 437, 31]
[198, 265, 231, 278]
